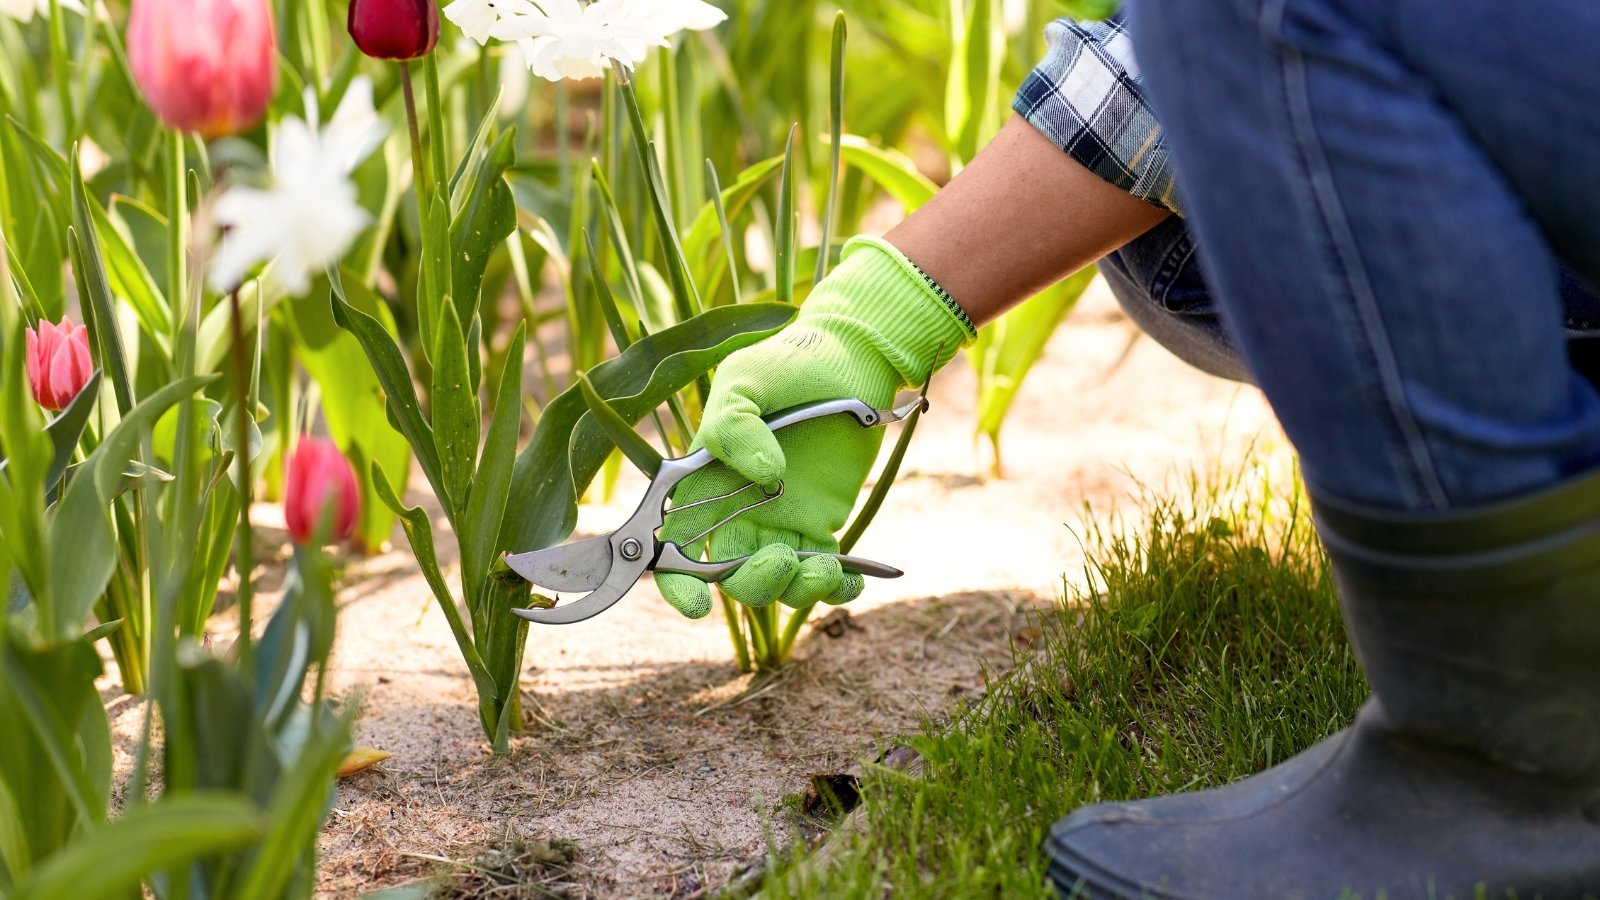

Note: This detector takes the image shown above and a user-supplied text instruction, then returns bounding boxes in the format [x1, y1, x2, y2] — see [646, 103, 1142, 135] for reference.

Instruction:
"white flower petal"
[491, 11, 557, 40]
[324, 76, 386, 172]
[442, 0, 499, 44]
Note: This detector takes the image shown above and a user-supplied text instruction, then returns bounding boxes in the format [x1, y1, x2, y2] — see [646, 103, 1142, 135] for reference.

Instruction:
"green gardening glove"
[656, 237, 976, 617]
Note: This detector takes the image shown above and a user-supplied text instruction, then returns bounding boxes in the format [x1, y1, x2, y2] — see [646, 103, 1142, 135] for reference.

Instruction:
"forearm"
[886, 114, 1170, 328]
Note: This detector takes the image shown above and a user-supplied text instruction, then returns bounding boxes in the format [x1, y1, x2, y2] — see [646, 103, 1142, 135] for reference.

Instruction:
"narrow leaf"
[774, 124, 798, 305]
[815, 13, 847, 285]
[431, 301, 478, 523]
[578, 370, 663, 479]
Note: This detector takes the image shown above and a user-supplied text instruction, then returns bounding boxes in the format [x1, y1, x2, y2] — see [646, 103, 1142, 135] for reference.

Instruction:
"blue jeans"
[1105, 217, 1600, 391]
[1113, 0, 1600, 511]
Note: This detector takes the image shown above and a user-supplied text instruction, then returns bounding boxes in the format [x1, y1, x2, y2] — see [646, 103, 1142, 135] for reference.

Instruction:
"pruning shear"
[504, 394, 929, 625]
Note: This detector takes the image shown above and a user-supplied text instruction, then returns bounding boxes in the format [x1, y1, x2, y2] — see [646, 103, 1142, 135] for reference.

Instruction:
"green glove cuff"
[799, 236, 977, 388]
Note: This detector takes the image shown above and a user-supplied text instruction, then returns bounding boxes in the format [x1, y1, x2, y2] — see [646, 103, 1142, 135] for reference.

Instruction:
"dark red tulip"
[347, 0, 440, 60]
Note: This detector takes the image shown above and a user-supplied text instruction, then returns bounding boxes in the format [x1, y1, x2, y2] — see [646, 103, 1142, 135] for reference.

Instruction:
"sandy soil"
[105, 280, 1278, 897]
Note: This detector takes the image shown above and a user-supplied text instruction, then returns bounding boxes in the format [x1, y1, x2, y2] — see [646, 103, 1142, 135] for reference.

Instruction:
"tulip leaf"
[449, 129, 517, 332]
[8, 794, 260, 900]
[329, 268, 446, 510]
[230, 708, 350, 900]
[84, 189, 171, 348]
[431, 301, 477, 524]
[577, 371, 663, 479]
[371, 463, 499, 731]
[48, 374, 214, 639]
[68, 151, 135, 417]
[503, 302, 796, 555]
[1, 122, 70, 317]
[462, 322, 525, 612]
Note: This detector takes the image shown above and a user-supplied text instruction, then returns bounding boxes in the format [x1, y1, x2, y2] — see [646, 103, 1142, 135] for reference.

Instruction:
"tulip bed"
[0, 0, 1119, 895]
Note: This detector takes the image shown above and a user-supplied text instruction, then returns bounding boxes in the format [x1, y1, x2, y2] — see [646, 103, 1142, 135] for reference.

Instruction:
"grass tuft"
[756, 459, 1368, 898]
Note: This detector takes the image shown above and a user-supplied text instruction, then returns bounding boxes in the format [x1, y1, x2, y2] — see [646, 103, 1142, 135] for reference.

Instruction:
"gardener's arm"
[653, 13, 1174, 617]
[888, 114, 1167, 327]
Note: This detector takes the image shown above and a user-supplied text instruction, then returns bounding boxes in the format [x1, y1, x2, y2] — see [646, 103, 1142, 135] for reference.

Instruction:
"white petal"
[442, 0, 499, 44]
[491, 11, 557, 40]
[0, 0, 36, 22]
[324, 76, 386, 172]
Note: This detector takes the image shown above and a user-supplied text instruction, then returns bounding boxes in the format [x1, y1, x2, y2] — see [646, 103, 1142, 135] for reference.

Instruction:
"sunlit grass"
[759, 457, 1367, 897]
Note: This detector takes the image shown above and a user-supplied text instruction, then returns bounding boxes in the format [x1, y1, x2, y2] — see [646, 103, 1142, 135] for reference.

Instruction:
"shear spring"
[666, 480, 785, 546]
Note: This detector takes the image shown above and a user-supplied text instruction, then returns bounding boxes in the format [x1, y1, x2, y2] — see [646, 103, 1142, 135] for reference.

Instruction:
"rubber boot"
[1044, 470, 1600, 899]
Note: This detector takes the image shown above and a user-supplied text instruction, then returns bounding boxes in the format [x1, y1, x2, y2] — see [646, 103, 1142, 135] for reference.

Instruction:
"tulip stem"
[229, 285, 254, 670]
[399, 62, 429, 195]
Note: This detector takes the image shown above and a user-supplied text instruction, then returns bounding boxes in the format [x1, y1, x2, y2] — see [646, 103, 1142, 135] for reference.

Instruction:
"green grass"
[757, 461, 1368, 898]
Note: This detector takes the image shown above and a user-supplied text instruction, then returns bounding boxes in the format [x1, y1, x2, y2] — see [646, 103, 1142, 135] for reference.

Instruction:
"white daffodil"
[490, 0, 658, 81]
[442, 0, 510, 45]
[593, 0, 725, 36]
[0, 0, 83, 22]
[208, 79, 386, 296]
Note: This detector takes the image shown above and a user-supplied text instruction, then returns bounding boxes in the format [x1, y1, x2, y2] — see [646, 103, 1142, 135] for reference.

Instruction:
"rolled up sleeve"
[1012, 13, 1181, 214]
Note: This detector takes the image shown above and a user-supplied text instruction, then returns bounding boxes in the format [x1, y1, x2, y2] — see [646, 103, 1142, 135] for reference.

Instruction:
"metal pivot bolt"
[619, 537, 644, 560]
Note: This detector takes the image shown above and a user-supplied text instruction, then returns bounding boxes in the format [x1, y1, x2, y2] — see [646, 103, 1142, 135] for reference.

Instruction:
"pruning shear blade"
[506, 396, 922, 625]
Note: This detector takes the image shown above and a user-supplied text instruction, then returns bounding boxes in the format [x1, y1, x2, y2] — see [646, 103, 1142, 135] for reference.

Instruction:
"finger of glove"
[656, 572, 714, 619]
[719, 542, 800, 608]
[826, 571, 865, 605]
[699, 386, 786, 487]
[780, 553, 844, 609]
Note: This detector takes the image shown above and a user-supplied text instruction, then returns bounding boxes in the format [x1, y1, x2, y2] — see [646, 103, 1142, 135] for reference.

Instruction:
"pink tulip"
[127, 0, 276, 138]
[285, 438, 361, 545]
[25, 318, 94, 412]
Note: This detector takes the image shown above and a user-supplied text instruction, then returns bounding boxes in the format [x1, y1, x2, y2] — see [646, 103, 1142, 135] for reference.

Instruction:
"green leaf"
[371, 464, 499, 728]
[577, 370, 663, 479]
[816, 13, 847, 286]
[329, 268, 446, 510]
[839, 136, 937, 212]
[85, 190, 171, 348]
[585, 229, 633, 351]
[973, 268, 1095, 474]
[462, 322, 525, 610]
[431, 301, 478, 524]
[774, 124, 798, 305]
[9, 794, 259, 900]
[69, 154, 134, 415]
[503, 302, 796, 554]
[449, 129, 517, 330]
[681, 155, 781, 281]
[230, 713, 348, 900]
[48, 374, 214, 638]
[418, 188, 453, 362]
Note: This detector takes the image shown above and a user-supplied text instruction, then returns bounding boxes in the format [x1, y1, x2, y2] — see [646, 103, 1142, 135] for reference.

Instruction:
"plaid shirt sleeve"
[1011, 13, 1181, 214]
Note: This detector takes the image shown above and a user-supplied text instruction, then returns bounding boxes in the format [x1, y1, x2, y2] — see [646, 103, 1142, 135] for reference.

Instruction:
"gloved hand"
[656, 237, 975, 617]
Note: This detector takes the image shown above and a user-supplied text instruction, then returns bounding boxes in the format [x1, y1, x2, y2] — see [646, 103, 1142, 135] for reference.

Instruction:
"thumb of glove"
[699, 390, 787, 487]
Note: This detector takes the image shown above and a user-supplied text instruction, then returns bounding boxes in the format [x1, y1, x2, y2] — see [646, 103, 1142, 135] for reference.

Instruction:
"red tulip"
[127, 0, 276, 138]
[25, 318, 94, 412]
[347, 0, 440, 60]
[285, 438, 361, 545]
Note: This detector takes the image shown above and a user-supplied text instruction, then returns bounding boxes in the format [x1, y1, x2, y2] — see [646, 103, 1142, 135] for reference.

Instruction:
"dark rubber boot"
[1045, 471, 1600, 899]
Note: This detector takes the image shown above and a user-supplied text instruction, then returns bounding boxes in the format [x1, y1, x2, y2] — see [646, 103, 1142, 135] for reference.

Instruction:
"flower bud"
[127, 0, 276, 138]
[285, 438, 361, 546]
[347, 0, 440, 60]
[25, 318, 94, 412]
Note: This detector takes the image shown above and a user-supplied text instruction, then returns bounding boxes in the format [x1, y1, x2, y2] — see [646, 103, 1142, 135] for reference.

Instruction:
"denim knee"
[1097, 216, 1253, 384]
